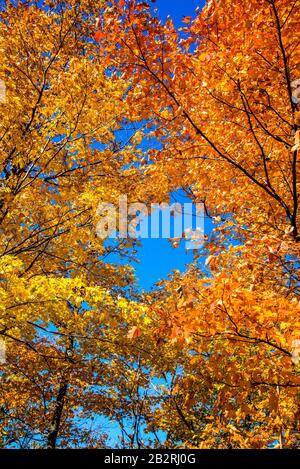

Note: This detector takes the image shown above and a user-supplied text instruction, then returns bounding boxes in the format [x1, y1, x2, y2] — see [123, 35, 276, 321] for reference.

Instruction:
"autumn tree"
[1, 0, 300, 450]
[100, 0, 300, 447]
[0, 0, 154, 448]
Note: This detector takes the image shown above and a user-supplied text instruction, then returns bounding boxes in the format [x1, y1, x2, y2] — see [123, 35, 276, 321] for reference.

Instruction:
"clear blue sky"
[151, 0, 204, 26]
[129, 0, 207, 291]
[133, 193, 208, 291]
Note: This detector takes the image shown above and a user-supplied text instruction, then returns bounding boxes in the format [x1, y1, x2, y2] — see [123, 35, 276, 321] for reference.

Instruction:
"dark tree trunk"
[47, 337, 74, 449]
[47, 380, 69, 449]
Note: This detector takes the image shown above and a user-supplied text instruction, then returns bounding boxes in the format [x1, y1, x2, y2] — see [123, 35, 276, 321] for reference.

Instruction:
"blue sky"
[128, 0, 208, 291]
[151, 0, 204, 26]
[132, 190, 212, 291]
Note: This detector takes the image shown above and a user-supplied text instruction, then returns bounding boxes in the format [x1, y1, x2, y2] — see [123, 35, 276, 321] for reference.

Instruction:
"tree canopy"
[0, 0, 299, 449]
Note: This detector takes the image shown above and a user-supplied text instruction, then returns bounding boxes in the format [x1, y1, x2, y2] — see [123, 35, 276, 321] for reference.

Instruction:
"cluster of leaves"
[98, 0, 300, 448]
[0, 0, 154, 448]
[0, 0, 299, 449]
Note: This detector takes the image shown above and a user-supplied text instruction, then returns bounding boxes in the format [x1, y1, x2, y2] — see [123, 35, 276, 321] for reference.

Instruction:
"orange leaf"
[94, 30, 104, 42]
